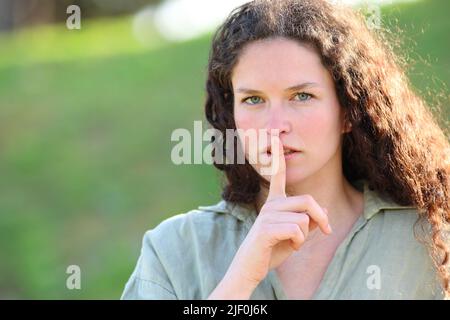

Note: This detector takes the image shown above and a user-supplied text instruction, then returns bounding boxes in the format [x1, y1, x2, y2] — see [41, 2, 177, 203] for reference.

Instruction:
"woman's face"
[231, 37, 348, 188]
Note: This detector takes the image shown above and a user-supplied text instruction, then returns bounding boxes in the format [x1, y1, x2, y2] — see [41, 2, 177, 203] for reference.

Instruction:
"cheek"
[296, 107, 341, 144]
[234, 113, 253, 130]
[234, 108, 263, 130]
[234, 114, 256, 156]
[234, 111, 269, 161]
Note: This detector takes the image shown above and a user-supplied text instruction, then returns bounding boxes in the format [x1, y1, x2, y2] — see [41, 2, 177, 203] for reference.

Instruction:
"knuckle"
[300, 213, 310, 224]
[296, 227, 305, 244]
[290, 224, 301, 234]
[302, 194, 314, 206]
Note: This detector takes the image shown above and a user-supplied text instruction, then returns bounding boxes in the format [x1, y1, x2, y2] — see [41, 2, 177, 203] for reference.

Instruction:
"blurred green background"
[0, 0, 448, 299]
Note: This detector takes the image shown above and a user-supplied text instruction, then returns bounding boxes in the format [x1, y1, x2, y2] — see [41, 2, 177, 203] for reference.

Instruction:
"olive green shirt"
[121, 180, 446, 300]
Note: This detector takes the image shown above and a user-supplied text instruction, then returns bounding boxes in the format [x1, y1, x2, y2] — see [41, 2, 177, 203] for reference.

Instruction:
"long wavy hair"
[204, 0, 450, 298]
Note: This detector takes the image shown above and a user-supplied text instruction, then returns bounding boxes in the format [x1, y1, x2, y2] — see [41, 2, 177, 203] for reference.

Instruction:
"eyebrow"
[235, 82, 321, 95]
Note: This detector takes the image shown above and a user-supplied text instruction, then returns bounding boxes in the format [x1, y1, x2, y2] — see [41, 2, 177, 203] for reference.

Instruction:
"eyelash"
[241, 92, 314, 105]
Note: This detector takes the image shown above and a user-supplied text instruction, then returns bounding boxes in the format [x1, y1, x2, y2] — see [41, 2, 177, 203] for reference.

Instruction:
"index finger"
[267, 134, 286, 200]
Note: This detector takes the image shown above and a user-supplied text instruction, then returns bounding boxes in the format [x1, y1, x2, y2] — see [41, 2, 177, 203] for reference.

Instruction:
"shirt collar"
[198, 179, 416, 224]
[359, 179, 416, 219]
[197, 199, 256, 227]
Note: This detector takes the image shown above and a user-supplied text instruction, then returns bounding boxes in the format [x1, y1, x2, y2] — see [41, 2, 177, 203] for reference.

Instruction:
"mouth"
[265, 146, 301, 156]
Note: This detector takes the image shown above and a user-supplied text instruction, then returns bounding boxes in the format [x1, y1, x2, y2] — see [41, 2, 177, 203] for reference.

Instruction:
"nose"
[266, 103, 291, 137]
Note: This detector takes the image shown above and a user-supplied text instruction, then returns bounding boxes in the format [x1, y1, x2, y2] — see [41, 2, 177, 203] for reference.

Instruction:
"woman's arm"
[207, 265, 259, 299]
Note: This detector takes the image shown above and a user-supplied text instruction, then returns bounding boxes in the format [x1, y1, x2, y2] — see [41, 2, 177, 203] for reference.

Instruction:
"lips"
[265, 145, 301, 155]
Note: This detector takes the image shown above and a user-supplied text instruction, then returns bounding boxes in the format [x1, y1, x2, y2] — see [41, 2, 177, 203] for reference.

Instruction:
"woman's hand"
[225, 135, 333, 290]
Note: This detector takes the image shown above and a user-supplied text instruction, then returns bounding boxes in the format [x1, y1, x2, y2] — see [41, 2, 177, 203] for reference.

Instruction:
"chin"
[285, 171, 308, 186]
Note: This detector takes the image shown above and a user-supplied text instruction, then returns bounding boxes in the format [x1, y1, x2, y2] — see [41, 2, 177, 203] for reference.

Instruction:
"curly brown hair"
[204, 0, 450, 298]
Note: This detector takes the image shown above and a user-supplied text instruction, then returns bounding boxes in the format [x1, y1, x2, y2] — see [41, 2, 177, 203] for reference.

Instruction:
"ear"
[341, 116, 352, 134]
[339, 108, 351, 134]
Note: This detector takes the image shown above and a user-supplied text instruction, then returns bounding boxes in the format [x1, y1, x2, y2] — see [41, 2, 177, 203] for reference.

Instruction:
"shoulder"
[360, 181, 423, 239]
[140, 199, 250, 272]
[367, 204, 425, 250]
[372, 205, 429, 243]
[122, 200, 247, 299]
[378, 207, 421, 228]
[362, 206, 445, 298]
[146, 200, 245, 245]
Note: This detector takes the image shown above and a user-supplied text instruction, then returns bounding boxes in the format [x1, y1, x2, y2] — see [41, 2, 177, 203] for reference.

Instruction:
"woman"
[121, 0, 449, 299]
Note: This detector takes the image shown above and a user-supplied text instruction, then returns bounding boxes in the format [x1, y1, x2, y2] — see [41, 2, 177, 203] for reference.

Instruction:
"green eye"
[243, 96, 263, 105]
[295, 92, 312, 102]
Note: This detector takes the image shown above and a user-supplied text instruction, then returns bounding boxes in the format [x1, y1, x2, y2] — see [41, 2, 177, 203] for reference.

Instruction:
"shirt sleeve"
[121, 229, 178, 300]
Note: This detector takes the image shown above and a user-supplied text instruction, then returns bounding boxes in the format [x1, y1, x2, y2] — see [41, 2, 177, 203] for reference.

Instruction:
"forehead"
[231, 37, 327, 88]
